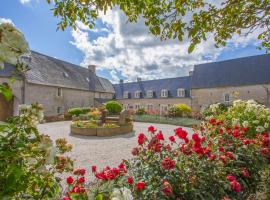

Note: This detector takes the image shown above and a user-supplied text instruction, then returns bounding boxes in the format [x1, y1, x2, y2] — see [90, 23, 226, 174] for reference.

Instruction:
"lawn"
[132, 114, 201, 127]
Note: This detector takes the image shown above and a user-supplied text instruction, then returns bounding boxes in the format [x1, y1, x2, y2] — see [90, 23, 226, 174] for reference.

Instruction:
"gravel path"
[38, 121, 194, 171]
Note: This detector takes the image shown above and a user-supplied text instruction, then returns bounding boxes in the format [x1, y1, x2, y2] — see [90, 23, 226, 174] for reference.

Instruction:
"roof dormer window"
[161, 89, 168, 98]
[177, 88, 185, 97]
[123, 91, 129, 99]
[134, 91, 141, 98]
[147, 90, 153, 98]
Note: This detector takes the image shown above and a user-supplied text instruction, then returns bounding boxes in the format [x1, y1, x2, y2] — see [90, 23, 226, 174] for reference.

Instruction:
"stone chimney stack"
[137, 77, 142, 82]
[120, 79, 124, 84]
[88, 65, 96, 74]
[189, 70, 193, 76]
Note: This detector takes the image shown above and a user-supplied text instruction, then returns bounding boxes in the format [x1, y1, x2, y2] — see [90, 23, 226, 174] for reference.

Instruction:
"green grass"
[132, 114, 201, 127]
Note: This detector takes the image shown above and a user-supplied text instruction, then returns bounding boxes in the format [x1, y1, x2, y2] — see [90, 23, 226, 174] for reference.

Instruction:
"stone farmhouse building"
[0, 52, 269, 121]
[0, 51, 114, 120]
[113, 54, 270, 113]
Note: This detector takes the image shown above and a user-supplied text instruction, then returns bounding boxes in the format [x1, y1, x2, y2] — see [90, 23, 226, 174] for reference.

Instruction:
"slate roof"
[191, 54, 270, 89]
[113, 76, 191, 99]
[0, 51, 114, 93]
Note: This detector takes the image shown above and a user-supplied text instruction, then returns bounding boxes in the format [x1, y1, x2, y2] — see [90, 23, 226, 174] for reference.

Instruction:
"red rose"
[127, 176, 134, 184]
[242, 169, 250, 177]
[192, 133, 201, 143]
[148, 125, 156, 133]
[71, 186, 80, 193]
[226, 175, 236, 182]
[131, 147, 139, 156]
[66, 176, 74, 184]
[218, 146, 225, 152]
[263, 137, 270, 147]
[260, 148, 269, 155]
[175, 128, 188, 139]
[162, 181, 173, 196]
[208, 118, 216, 125]
[169, 136, 175, 142]
[225, 151, 234, 160]
[161, 157, 176, 170]
[118, 162, 125, 169]
[220, 155, 227, 164]
[138, 133, 147, 145]
[77, 177, 85, 183]
[91, 165, 97, 173]
[73, 168, 86, 176]
[156, 131, 165, 140]
[219, 128, 224, 134]
[136, 181, 146, 191]
[208, 154, 217, 161]
[230, 180, 241, 193]
[62, 196, 71, 200]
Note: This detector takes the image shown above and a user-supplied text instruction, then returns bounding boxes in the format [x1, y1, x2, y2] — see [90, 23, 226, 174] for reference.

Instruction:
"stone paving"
[38, 121, 193, 170]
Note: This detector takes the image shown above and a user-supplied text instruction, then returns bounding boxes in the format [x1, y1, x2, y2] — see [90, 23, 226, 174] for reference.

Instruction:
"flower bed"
[62, 100, 270, 200]
[70, 121, 133, 137]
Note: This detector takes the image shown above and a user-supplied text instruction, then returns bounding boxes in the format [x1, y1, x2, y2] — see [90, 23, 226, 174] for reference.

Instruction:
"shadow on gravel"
[69, 131, 136, 140]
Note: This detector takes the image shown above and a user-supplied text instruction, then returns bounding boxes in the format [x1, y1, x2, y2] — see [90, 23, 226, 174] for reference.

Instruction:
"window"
[161, 89, 168, 98]
[224, 93, 230, 102]
[57, 106, 62, 114]
[134, 91, 141, 98]
[177, 88, 185, 97]
[134, 104, 140, 110]
[123, 91, 129, 99]
[57, 88, 62, 97]
[147, 104, 154, 111]
[160, 104, 168, 115]
[147, 90, 153, 98]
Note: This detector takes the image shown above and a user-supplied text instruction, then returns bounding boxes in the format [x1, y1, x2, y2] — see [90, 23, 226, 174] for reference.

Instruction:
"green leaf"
[96, 193, 103, 200]
[188, 44, 195, 53]
[0, 85, 13, 101]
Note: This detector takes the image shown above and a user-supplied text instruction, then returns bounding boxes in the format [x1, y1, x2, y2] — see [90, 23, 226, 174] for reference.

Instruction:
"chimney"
[189, 70, 193, 76]
[137, 77, 142, 82]
[120, 79, 124, 84]
[88, 65, 96, 74]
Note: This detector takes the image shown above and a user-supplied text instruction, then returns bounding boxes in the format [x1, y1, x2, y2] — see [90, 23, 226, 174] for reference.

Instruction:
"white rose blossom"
[111, 187, 133, 200]
[256, 126, 265, 133]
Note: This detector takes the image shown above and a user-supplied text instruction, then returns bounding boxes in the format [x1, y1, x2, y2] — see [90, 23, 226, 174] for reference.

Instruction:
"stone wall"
[191, 84, 270, 111]
[25, 82, 95, 116]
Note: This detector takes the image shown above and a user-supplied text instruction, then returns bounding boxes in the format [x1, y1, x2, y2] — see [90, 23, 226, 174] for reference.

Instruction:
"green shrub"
[105, 101, 123, 114]
[135, 108, 147, 115]
[68, 107, 91, 116]
[202, 103, 229, 118]
[168, 104, 192, 117]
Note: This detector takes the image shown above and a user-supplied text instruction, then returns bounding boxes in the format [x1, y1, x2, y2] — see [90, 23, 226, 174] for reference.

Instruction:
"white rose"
[111, 187, 133, 200]
[256, 126, 265, 133]
[242, 121, 249, 128]
[264, 123, 269, 129]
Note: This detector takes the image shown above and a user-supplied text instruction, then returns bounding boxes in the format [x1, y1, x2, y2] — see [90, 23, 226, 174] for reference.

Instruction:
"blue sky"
[0, 0, 265, 82]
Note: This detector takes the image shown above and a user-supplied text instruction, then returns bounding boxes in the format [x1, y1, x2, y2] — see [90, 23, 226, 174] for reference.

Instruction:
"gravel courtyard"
[38, 121, 193, 170]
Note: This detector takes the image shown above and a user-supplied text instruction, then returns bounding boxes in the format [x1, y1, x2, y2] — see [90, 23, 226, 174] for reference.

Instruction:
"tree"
[48, 0, 270, 53]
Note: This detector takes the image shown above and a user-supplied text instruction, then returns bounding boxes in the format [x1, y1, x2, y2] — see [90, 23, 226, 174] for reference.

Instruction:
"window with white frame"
[57, 88, 62, 97]
[224, 93, 230, 102]
[161, 89, 168, 98]
[123, 91, 129, 99]
[134, 91, 141, 98]
[134, 104, 140, 110]
[147, 104, 154, 111]
[177, 88, 185, 97]
[147, 90, 153, 98]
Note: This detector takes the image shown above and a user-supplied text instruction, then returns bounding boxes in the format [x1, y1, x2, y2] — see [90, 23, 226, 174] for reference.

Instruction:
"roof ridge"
[113, 76, 190, 85]
[195, 53, 269, 68]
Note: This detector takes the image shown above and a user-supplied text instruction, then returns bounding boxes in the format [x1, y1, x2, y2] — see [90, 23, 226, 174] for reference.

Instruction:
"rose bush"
[203, 100, 270, 137]
[62, 114, 269, 199]
[0, 103, 73, 199]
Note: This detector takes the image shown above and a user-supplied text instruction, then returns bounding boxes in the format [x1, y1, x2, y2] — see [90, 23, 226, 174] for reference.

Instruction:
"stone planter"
[70, 124, 133, 137]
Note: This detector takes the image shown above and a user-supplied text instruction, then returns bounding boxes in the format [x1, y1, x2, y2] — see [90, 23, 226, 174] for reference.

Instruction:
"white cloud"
[19, 0, 32, 4]
[0, 18, 14, 25]
[70, 9, 260, 83]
